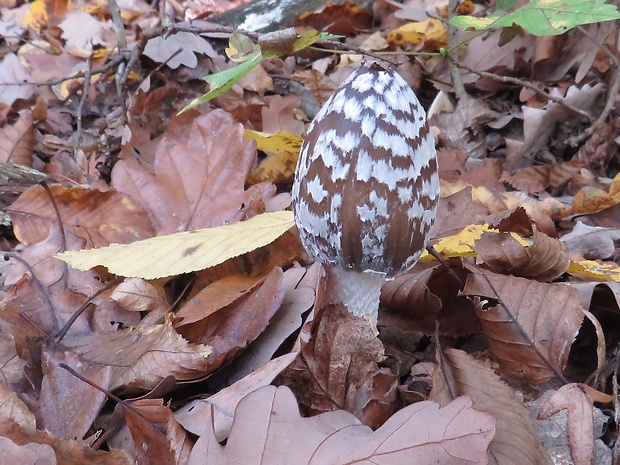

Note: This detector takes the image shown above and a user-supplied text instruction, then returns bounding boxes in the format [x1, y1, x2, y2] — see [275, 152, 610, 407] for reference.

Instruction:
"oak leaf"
[187, 385, 495, 465]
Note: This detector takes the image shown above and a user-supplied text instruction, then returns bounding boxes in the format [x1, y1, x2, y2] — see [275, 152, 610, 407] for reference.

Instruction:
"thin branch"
[451, 58, 595, 122]
[447, 0, 467, 98]
[567, 53, 620, 147]
[4, 252, 60, 332]
[75, 56, 93, 152]
[55, 277, 124, 342]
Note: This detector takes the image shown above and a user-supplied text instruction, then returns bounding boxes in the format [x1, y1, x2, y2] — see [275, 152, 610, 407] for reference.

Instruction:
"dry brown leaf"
[433, 186, 491, 238]
[380, 261, 482, 336]
[0, 110, 34, 166]
[294, 2, 373, 36]
[37, 350, 111, 441]
[123, 404, 176, 465]
[561, 221, 620, 260]
[175, 274, 267, 327]
[292, 69, 339, 105]
[111, 109, 274, 235]
[0, 417, 133, 465]
[59, 11, 106, 53]
[572, 187, 617, 215]
[178, 267, 285, 373]
[462, 270, 585, 383]
[187, 385, 495, 465]
[474, 228, 569, 281]
[63, 314, 213, 391]
[111, 279, 169, 314]
[143, 32, 217, 69]
[432, 348, 548, 465]
[261, 95, 304, 134]
[437, 149, 504, 189]
[0, 382, 36, 430]
[502, 165, 551, 193]
[176, 353, 298, 442]
[8, 184, 155, 247]
[505, 84, 604, 170]
[538, 383, 613, 465]
[123, 399, 191, 465]
[433, 95, 497, 159]
[280, 304, 398, 428]
[0, 436, 57, 465]
[223, 264, 317, 383]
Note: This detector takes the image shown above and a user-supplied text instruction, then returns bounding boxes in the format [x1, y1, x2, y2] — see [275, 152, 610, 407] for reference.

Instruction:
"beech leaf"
[462, 270, 584, 383]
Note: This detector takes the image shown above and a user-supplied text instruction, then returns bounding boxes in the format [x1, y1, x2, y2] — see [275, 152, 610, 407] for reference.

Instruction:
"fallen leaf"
[432, 348, 548, 465]
[538, 383, 613, 465]
[111, 109, 275, 235]
[0, 53, 34, 106]
[56, 211, 294, 279]
[187, 385, 495, 465]
[143, 32, 217, 69]
[8, 184, 155, 247]
[462, 270, 585, 383]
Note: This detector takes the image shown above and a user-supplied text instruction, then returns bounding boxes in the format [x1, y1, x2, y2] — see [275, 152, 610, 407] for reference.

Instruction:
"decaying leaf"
[187, 385, 495, 465]
[462, 270, 585, 383]
[432, 348, 548, 465]
[8, 184, 155, 247]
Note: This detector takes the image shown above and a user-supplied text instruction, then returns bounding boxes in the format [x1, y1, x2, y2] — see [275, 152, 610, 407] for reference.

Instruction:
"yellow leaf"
[56, 211, 295, 279]
[248, 151, 299, 184]
[421, 224, 529, 259]
[244, 129, 303, 154]
[386, 19, 447, 46]
[23, 0, 48, 29]
[566, 260, 620, 282]
[609, 171, 620, 201]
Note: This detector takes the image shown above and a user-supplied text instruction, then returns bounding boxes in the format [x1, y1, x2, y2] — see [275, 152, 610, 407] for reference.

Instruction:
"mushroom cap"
[292, 63, 439, 278]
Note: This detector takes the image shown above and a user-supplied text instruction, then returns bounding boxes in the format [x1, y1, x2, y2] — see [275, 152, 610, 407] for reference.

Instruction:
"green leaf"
[178, 52, 263, 113]
[497, 0, 516, 9]
[452, 0, 620, 36]
[226, 31, 259, 61]
[292, 29, 322, 53]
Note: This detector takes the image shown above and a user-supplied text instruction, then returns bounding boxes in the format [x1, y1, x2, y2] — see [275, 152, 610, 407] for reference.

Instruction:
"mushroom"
[292, 63, 439, 325]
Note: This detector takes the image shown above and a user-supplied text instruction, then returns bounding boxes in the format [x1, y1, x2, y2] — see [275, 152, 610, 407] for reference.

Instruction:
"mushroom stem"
[325, 266, 385, 326]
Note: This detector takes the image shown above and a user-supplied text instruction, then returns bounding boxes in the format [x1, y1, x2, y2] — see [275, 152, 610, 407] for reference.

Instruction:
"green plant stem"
[447, 0, 467, 98]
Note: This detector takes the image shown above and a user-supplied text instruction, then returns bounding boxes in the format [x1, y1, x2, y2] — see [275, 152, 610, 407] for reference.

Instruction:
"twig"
[577, 24, 619, 65]
[567, 62, 620, 147]
[310, 40, 399, 65]
[426, 245, 465, 288]
[447, 0, 467, 98]
[75, 56, 93, 152]
[451, 58, 595, 122]
[4, 252, 60, 332]
[55, 276, 124, 342]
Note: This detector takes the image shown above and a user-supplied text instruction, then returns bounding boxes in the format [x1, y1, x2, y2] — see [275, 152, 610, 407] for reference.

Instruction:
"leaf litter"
[0, 0, 620, 464]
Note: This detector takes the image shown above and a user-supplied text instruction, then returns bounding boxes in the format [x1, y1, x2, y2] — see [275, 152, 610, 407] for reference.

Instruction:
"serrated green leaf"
[452, 0, 620, 36]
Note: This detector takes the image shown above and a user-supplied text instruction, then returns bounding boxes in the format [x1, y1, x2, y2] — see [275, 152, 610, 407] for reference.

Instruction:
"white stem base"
[325, 266, 385, 326]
